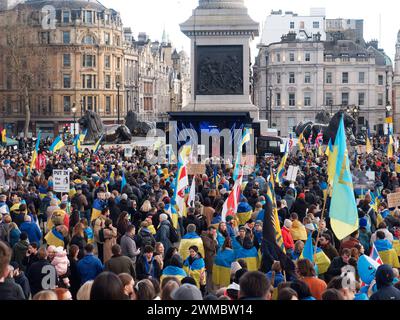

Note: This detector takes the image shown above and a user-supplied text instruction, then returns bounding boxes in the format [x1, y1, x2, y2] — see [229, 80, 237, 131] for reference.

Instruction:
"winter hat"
[375, 265, 395, 289]
[171, 284, 203, 300]
[298, 193, 306, 200]
[359, 217, 368, 228]
[284, 219, 293, 229]
[121, 194, 128, 200]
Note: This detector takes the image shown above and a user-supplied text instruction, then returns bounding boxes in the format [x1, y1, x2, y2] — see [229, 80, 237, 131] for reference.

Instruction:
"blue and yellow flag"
[387, 130, 394, 159]
[178, 232, 205, 261]
[1, 129, 6, 144]
[160, 266, 187, 283]
[91, 198, 107, 222]
[213, 248, 236, 287]
[30, 131, 42, 171]
[298, 132, 305, 152]
[233, 128, 251, 181]
[120, 171, 127, 193]
[93, 135, 104, 154]
[49, 136, 65, 153]
[183, 257, 206, 288]
[276, 143, 288, 185]
[396, 157, 400, 174]
[366, 128, 373, 154]
[44, 228, 65, 248]
[329, 115, 359, 240]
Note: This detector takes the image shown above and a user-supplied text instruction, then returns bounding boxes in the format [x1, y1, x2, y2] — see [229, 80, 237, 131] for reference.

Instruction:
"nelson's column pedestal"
[166, 0, 268, 150]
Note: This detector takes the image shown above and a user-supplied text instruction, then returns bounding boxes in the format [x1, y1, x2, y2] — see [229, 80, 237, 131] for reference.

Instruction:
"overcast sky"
[101, 0, 399, 61]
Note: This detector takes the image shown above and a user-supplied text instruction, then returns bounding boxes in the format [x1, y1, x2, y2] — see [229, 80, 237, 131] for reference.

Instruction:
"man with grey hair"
[19, 215, 42, 247]
[155, 213, 173, 252]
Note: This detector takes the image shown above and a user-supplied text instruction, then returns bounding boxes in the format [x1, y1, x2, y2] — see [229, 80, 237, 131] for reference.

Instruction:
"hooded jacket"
[12, 240, 29, 268]
[77, 253, 104, 284]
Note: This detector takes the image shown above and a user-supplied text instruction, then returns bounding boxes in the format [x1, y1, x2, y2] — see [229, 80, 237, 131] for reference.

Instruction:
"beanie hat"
[284, 219, 293, 229]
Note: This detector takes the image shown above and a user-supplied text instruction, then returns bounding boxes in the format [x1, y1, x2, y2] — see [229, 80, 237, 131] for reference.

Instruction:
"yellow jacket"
[290, 220, 308, 241]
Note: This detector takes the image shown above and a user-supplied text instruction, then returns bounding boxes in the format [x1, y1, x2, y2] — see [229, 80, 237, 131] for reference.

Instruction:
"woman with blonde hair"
[76, 280, 94, 300]
[32, 290, 58, 300]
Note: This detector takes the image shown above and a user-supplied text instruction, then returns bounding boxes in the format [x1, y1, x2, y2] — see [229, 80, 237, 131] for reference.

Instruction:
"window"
[359, 72, 365, 84]
[63, 96, 71, 112]
[304, 72, 311, 84]
[305, 53, 311, 62]
[83, 54, 96, 67]
[276, 73, 281, 84]
[342, 92, 349, 105]
[39, 32, 50, 44]
[378, 93, 383, 106]
[82, 35, 95, 44]
[62, 11, 70, 23]
[325, 92, 333, 106]
[289, 72, 295, 84]
[83, 96, 97, 112]
[62, 31, 70, 44]
[276, 93, 281, 106]
[105, 33, 110, 45]
[299, 21, 305, 29]
[83, 11, 93, 24]
[289, 53, 295, 62]
[6, 75, 12, 90]
[304, 93, 312, 106]
[63, 74, 71, 88]
[326, 72, 332, 84]
[105, 75, 111, 89]
[105, 55, 111, 68]
[115, 36, 120, 46]
[290, 22, 295, 29]
[116, 57, 121, 70]
[82, 75, 96, 89]
[358, 92, 365, 106]
[289, 93, 296, 106]
[276, 53, 281, 62]
[342, 72, 349, 84]
[313, 21, 320, 28]
[105, 96, 111, 114]
[378, 75, 384, 85]
[63, 54, 71, 67]
[288, 117, 296, 133]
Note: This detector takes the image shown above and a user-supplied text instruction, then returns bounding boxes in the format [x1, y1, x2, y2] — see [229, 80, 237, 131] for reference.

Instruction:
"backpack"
[168, 225, 179, 243]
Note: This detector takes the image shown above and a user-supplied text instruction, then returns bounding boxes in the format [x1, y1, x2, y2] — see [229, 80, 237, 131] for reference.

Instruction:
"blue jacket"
[9, 228, 21, 248]
[19, 222, 42, 246]
[77, 253, 104, 284]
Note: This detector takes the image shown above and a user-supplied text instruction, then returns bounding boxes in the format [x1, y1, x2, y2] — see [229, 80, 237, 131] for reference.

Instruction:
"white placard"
[124, 147, 133, 158]
[286, 165, 299, 182]
[53, 169, 70, 193]
[366, 171, 375, 181]
[197, 145, 206, 156]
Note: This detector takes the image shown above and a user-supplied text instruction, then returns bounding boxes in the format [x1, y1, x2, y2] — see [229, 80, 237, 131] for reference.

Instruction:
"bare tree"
[0, 7, 51, 137]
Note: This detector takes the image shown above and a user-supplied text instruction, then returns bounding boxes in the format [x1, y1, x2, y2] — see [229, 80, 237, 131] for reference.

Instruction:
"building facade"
[0, 0, 190, 137]
[393, 31, 400, 135]
[254, 33, 393, 137]
[260, 8, 326, 46]
[0, 0, 126, 137]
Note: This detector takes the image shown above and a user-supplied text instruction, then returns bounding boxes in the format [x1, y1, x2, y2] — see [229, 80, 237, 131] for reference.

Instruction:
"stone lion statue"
[125, 110, 156, 136]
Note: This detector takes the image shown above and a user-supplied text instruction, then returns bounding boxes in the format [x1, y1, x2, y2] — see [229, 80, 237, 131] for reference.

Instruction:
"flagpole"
[313, 185, 330, 257]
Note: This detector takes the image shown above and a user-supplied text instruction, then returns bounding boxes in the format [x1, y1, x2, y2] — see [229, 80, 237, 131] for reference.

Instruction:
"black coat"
[291, 199, 308, 221]
[68, 257, 81, 300]
[14, 272, 30, 299]
[26, 259, 57, 296]
[70, 235, 87, 260]
[370, 286, 400, 300]
[0, 279, 25, 300]
[135, 255, 162, 280]
[325, 257, 347, 282]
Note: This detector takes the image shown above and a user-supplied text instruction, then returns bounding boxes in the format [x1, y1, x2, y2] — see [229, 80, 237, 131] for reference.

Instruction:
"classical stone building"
[393, 31, 400, 134]
[0, 0, 190, 136]
[254, 32, 393, 137]
[0, 0, 126, 137]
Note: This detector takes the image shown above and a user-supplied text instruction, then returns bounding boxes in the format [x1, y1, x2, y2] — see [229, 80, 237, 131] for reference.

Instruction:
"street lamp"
[268, 85, 273, 128]
[71, 103, 77, 137]
[386, 103, 393, 134]
[116, 81, 121, 124]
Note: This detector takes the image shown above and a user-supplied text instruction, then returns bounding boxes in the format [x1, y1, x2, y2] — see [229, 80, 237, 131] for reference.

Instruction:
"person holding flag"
[276, 143, 288, 186]
[315, 130, 324, 156]
[93, 135, 104, 154]
[1, 128, 6, 145]
[30, 131, 42, 171]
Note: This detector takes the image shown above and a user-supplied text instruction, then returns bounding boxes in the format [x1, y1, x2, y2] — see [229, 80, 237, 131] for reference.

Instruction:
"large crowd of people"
[1, 136, 400, 301]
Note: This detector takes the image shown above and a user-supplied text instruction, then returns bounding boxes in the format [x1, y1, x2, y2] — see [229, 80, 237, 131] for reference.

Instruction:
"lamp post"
[116, 81, 121, 124]
[71, 103, 77, 137]
[386, 103, 393, 134]
[268, 85, 273, 128]
[347, 105, 360, 135]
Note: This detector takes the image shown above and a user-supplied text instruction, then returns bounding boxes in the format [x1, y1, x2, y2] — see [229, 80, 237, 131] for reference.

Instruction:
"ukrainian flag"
[44, 228, 65, 248]
[234, 245, 259, 272]
[91, 198, 107, 222]
[298, 132, 305, 152]
[1, 129, 6, 144]
[376, 242, 400, 268]
[49, 136, 65, 153]
[329, 115, 359, 240]
[160, 266, 187, 283]
[10, 203, 21, 213]
[178, 232, 205, 261]
[387, 130, 394, 159]
[213, 248, 236, 287]
[73, 134, 82, 154]
[300, 233, 331, 275]
[30, 131, 42, 171]
[165, 203, 178, 230]
[120, 171, 127, 193]
[93, 135, 104, 154]
[276, 143, 288, 186]
[85, 227, 94, 244]
[216, 232, 226, 248]
[38, 185, 48, 200]
[236, 202, 253, 226]
[183, 257, 206, 288]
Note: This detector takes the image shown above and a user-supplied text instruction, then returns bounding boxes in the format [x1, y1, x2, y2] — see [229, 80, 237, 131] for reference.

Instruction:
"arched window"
[82, 35, 95, 44]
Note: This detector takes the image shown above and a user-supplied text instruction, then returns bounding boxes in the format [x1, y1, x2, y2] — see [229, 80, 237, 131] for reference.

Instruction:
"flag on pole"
[329, 115, 359, 240]
[221, 169, 243, 222]
[298, 132, 305, 152]
[233, 128, 251, 181]
[325, 139, 333, 157]
[289, 133, 294, 151]
[93, 135, 104, 154]
[175, 162, 189, 217]
[49, 136, 65, 153]
[315, 130, 323, 148]
[30, 131, 42, 170]
[1, 129, 6, 144]
[387, 130, 394, 159]
[188, 176, 196, 208]
[120, 170, 127, 193]
[370, 243, 383, 265]
[276, 143, 288, 185]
